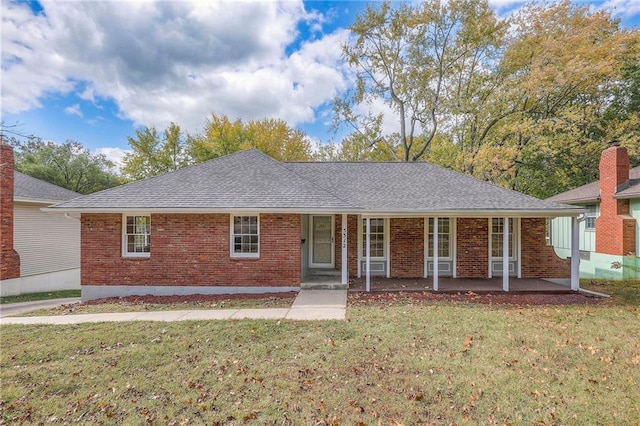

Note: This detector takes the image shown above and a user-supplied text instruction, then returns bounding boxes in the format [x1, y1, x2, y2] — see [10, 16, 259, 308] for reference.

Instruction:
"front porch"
[301, 213, 581, 292]
[348, 277, 572, 293]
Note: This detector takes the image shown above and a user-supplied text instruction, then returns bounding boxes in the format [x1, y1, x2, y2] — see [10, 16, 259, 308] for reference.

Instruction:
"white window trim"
[357, 217, 389, 262]
[122, 213, 151, 258]
[489, 218, 518, 261]
[584, 204, 597, 231]
[230, 214, 260, 258]
[425, 217, 455, 261]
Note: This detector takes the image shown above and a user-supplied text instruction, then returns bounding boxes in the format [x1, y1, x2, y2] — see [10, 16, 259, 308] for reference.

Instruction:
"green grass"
[581, 279, 640, 304]
[18, 295, 295, 317]
[0, 290, 80, 304]
[2, 284, 639, 424]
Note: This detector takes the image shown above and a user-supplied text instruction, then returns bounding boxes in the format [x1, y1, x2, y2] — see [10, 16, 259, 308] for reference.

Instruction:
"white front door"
[310, 215, 334, 268]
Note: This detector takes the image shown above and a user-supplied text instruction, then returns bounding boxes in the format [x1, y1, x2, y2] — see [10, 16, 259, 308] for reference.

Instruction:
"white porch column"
[433, 217, 439, 291]
[503, 217, 510, 292]
[571, 216, 580, 291]
[365, 217, 371, 292]
[341, 214, 348, 285]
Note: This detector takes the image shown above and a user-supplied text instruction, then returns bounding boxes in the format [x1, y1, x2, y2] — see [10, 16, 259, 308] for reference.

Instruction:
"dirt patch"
[83, 292, 298, 306]
[348, 291, 604, 306]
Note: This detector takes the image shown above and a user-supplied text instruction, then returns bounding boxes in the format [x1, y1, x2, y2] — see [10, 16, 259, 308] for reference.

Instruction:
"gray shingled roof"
[284, 161, 576, 213]
[547, 166, 640, 204]
[51, 149, 353, 210]
[15, 171, 81, 203]
[49, 149, 579, 214]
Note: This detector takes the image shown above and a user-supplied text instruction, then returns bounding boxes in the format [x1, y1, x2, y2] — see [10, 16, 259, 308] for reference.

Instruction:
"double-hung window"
[231, 215, 259, 257]
[123, 215, 151, 257]
[491, 218, 514, 258]
[362, 218, 385, 258]
[427, 218, 451, 258]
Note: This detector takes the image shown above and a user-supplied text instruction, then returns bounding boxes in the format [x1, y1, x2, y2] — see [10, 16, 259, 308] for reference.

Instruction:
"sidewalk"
[0, 290, 347, 325]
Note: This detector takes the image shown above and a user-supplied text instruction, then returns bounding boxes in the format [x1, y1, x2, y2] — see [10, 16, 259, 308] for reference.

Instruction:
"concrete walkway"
[0, 290, 347, 325]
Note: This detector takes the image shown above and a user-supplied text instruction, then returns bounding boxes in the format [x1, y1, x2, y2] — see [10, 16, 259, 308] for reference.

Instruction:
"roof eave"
[42, 206, 584, 217]
[15, 197, 64, 205]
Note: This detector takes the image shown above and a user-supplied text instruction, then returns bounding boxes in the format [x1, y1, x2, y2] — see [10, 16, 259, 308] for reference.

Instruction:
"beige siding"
[13, 203, 80, 277]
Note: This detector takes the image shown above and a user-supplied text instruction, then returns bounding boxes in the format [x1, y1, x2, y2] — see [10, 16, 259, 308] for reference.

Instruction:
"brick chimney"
[1, 141, 21, 280]
[595, 145, 636, 255]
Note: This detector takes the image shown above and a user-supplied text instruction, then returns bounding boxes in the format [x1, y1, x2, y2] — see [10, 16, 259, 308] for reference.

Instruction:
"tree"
[334, 0, 505, 162]
[122, 123, 189, 181]
[187, 114, 313, 162]
[8, 136, 120, 194]
[486, 1, 640, 197]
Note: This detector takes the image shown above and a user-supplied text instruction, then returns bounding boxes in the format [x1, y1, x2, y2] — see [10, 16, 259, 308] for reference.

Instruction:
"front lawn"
[0, 290, 81, 304]
[1, 284, 639, 424]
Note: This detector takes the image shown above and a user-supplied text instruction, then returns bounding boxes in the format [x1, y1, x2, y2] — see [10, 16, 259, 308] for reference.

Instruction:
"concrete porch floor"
[348, 277, 573, 293]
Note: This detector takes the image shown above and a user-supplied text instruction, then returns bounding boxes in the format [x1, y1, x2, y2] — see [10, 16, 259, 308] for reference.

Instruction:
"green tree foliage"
[492, 1, 640, 197]
[334, 0, 640, 198]
[121, 123, 189, 181]
[187, 114, 313, 163]
[334, 0, 505, 162]
[7, 137, 120, 194]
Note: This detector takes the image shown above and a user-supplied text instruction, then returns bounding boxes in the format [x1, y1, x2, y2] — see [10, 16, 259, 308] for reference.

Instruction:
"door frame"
[309, 214, 335, 268]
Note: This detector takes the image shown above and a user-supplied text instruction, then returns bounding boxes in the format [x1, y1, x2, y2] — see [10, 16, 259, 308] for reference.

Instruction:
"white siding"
[13, 203, 80, 277]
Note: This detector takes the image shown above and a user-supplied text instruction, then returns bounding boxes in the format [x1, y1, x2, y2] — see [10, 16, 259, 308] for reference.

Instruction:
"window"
[491, 218, 514, 258]
[545, 218, 552, 246]
[585, 205, 597, 230]
[231, 215, 259, 257]
[427, 218, 451, 258]
[123, 215, 150, 257]
[362, 218, 385, 258]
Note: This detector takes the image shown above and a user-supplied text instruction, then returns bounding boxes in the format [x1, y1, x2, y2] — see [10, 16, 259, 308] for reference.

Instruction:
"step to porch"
[306, 268, 341, 277]
[301, 273, 347, 290]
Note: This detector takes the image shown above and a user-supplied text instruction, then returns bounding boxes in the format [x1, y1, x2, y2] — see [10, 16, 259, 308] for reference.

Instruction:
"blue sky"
[1, 0, 639, 166]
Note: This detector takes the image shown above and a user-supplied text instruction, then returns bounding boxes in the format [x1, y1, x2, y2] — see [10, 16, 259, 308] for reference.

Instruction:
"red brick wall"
[334, 214, 359, 277]
[520, 218, 570, 278]
[596, 146, 637, 255]
[81, 213, 301, 287]
[390, 218, 424, 277]
[0, 143, 20, 280]
[456, 218, 488, 278]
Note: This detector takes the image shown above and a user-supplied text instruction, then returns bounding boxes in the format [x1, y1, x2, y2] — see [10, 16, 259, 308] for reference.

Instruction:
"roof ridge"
[263, 154, 361, 209]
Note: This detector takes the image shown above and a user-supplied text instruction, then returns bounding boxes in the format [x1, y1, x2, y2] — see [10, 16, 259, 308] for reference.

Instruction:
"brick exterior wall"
[334, 214, 359, 277]
[456, 218, 489, 278]
[596, 146, 637, 255]
[81, 213, 301, 287]
[390, 218, 424, 277]
[0, 143, 21, 280]
[520, 218, 570, 278]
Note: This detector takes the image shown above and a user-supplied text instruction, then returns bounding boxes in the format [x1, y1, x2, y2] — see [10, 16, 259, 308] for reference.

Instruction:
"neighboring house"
[548, 145, 639, 279]
[45, 149, 582, 301]
[0, 144, 81, 296]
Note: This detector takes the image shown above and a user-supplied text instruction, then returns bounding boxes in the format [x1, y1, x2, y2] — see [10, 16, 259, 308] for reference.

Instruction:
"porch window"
[231, 215, 259, 257]
[491, 218, 514, 258]
[427, 218, 451, 258]
[585, 205, 596, 230]
[362, 218, 385, 258]
[123, 215, 151, 257]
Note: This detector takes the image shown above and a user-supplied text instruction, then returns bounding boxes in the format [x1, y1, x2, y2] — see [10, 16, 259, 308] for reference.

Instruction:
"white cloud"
[64, 103, 82, 118]
[601, 0, 640, 18]
[95, 146, 130, 172]
[0, 0, 350, 137]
